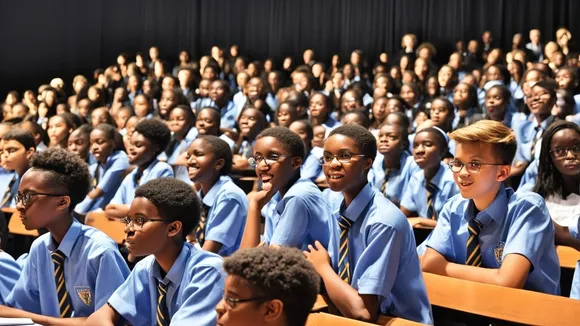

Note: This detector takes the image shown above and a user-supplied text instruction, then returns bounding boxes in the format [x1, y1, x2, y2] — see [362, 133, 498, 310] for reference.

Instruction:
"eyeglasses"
[248, 154, 290, 168]
[448, 160, 506, 174]
[15, 192, 68, 207]
[319, 152, 365, 165]
[223, 295, 268, 310]
[550, 145, 580, 160]
[121, 216, 166, 229]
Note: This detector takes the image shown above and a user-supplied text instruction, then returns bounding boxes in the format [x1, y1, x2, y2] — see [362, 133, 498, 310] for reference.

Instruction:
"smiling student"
[305, 124, 432, 324]
[105, 118, 173, 219]
[216, 247, 320, 326]
[186, 136, 248, 255]
[422, 120, 560, 295]
[0, 148, 129, 324]
[240, 127, 337, 251]
[85, 178, 224, 326]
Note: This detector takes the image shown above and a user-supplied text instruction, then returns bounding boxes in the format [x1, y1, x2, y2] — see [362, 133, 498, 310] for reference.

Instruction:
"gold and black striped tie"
[52, 250, 73, 318]
[93, 166, 101, 188]
[195, 204, 210, 246]
[466, 219, 483, 266]
[425, 181, 437, 220]
[0, 176, 16, 207]
[380, 168, 391, 194]
[338, 215, 354, 284]
[156, 281, 170, 326]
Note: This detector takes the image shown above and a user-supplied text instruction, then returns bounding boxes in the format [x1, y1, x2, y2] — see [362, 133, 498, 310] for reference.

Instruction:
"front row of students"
[0, 119, 577, 325]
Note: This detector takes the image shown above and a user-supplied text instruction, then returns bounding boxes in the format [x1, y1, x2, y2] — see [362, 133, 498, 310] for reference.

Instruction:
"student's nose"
[565, 149, 577, 159]
[215, 298, 226, 316]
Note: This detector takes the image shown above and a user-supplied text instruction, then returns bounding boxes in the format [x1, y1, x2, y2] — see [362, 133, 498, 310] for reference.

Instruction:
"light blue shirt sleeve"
[98, 154, 130, 193]
[400, 177, 418, 213]
[5, 246, 41, 313]
[91, 247, 131, 310]
[0, 252, 21, 305]
[569, 215, 580, 299]
[109, 175, 131, 205]
[205, 199, 247, 253]
[425, 203, 453, 258]
[269, 197, 309, 248]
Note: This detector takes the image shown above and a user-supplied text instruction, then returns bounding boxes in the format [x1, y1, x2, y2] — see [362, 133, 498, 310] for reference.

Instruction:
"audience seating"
[3, 208, 38, 237]
[85, 210, 125, 244]
[306, 312, 424, 326]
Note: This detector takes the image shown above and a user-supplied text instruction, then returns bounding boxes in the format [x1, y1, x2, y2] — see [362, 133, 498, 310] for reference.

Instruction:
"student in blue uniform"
[105, 118, 173, 219]
[67, 124, 96, 166]
[422, 120, 561, 295]
[0, 129, 36, 208]
[0, 237, 21, 305]
[185, 135, 248, 255]
[305, 124, 432, 324]
[289, 120, 322, 182]
[369, 113, 414, 206]
[0, 148, 130, 323]
[75, 124, 130, 215]
[216, 247, 320, 326]
[240, 127, 336, 251]
[400, 127, 459, 228]
[85, 178, 225, 326]
[161, 105, 198, 165]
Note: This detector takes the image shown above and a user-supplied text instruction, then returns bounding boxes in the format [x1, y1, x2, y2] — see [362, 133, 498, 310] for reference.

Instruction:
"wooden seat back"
[3, 208, 39, 237]
[85, 210, 125, 244]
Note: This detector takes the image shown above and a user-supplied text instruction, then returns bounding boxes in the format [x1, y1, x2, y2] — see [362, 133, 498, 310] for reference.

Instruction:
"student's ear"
[263, 299, 284, 323]
[55, 195, 71, 211]
[363, 157, 373, 171]
[496, 164, 511, 182]
[25, 147, 35, 160]
[291, 157, 302, 170]
[167, 221, 183, 238]
[214, 158, 225, 172]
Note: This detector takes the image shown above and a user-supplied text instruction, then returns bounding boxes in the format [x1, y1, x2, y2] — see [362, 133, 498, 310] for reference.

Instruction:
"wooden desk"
[85, 211, 125, 244]
[557, 245, 580, 269]
[312, 295, 331, 312]
[423, 272, 580, 325]
[3, 208, 39, 237]
[307, 312, 424, 326]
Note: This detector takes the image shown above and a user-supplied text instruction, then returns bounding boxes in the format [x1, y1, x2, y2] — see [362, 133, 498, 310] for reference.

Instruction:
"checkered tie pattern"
[52, 250, 73, 318]
[466, 219, 483, 266]
[156, 280, 170, 326]
[338, 215, 354, 284]
[195, 204, 210, 246]
[425, 181, 438, 220]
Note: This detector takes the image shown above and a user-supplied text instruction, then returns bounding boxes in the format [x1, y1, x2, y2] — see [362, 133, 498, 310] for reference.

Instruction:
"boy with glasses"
[0, 148, 130, 323]
[216, 246, 320, 326]
[85, 178, 224, 325]
[422, 120, 560, 294]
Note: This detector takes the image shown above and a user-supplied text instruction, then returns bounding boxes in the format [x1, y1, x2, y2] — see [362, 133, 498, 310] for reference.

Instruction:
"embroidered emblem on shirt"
[494, 242, 505, 266]
[75, 287, 92, 306]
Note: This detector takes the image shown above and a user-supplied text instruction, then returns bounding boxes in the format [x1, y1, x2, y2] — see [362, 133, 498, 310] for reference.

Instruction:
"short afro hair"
[3, 128, 36, 150]
[328, 124, 377, 161]
[197, 135, 233, 176]
[256, 126, 305, 161]
[133, 118, 171, 155]
[223, 246, 320, 326]
[30, 148, 91, 212]
[135, 178, 200, 242]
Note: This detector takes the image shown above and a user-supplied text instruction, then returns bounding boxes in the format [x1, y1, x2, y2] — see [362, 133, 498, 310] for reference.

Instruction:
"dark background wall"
[0, 0, 578, 97]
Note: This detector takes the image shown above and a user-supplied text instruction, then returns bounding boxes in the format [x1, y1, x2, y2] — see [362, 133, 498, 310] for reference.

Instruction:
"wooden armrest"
[6, 210, 39, 237]
[85, 211, 125, 244]
[423, 272, 580, 325]
[306, 313, 424, 326]
[557, 245, 580, 269]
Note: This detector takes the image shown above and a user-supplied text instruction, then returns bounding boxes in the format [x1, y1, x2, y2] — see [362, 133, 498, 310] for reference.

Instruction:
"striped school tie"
[529, 126, 542, 161]
[338, 215, 354, 284]
[466, 219, 483, 266]
[425, 181, 438, 220]
[156, 281, 170, 326]
[52, 250, 73, 318]
[0, 176, 16, 207]
[195, 204, 210, 246]
[380, 168, 391, 194]
[133, 169, 143, 187]
[93, 165, 101, 188]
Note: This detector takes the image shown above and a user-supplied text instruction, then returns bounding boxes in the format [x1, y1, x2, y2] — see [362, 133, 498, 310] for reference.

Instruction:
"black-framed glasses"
[448, 160, 506, 174]
[319, 152, 365, 165]
[223, 295, 269, 310]
[15, 192, 68, 207]
[248, 154, 290, 168]
[121, 216, 166, 229]
[550, 145, 580, 160]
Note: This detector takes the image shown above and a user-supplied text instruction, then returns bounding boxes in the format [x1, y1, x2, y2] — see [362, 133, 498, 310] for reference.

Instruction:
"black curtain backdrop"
[0, 0, 579, 96]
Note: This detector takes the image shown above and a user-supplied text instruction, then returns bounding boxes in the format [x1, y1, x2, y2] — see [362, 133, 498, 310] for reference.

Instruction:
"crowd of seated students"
[0, 26, 577, 325]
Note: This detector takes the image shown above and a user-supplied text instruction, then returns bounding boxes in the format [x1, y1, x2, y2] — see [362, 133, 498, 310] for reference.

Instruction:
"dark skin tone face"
[549, 129, 580, 195]
[127, 131, 158, 168]
[90, 129, 115, 164]
[185, 138, 224, 194]
[67, 129, 90, 161]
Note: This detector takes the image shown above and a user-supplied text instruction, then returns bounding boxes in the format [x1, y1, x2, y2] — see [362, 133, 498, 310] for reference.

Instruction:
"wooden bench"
[307, 312, 424, 326]
[3, 208, 39, 237]
[557, 245, 580, 269]
[423, 271, 580, 325]
[85, 210, 125, 244]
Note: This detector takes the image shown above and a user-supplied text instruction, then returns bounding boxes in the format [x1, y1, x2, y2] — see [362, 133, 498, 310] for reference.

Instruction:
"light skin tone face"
[216, 275, 284, 326]
[67, 129, 90, 160]
[549, 129, 580, 178]
[196, 109, 220, 136]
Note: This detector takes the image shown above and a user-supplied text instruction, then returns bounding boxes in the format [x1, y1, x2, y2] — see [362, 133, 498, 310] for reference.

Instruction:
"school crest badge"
[75, 287, 92, 306]
[494, 242, 505, 266]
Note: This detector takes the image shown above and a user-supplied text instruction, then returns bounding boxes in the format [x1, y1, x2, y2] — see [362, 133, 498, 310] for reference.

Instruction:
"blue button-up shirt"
[427, 185, 560, 295]
[514, 115, 555, 163]
[5, 219, 130, 316]
[368, 151, 416, 206]
[107, 243, 224, 326]
[0, 252, 21, 305]
[193, 98, 237, 129]
[110, 160, 174, 205]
